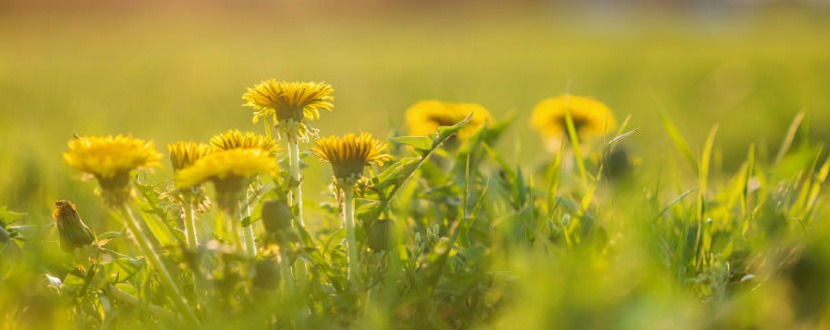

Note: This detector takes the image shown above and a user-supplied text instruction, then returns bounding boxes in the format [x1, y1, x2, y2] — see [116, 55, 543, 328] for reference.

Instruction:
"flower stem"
[243, 223, 256, 259]
[183, 199, 198, 248]
[242, 193, 257, 259]
[286, 132, 308, 282]
[287, 134, 305, 228]
[119, 205, 200, 326]
[342, 184, 360, 285]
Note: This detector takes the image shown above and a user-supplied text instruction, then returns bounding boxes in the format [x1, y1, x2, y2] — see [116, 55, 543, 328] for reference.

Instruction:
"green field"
[2, 4, 830, 329]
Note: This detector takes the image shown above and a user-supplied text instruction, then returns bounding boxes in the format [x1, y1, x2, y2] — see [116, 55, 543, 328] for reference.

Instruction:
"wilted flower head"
[63, 135, 162, 205]
[175, 149, 277, 212]
[405, 100, 493, 141]
[168, 141, 211, 172]
[209, 129, 279, 156]
[530, 94, 616, 149]
[311, 132, 392, 186]
[52, 200, 94, 252]
[242, 80, 334, 139]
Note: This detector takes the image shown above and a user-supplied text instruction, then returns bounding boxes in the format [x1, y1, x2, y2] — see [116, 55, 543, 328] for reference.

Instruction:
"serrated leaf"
[390, 135, 433, 151]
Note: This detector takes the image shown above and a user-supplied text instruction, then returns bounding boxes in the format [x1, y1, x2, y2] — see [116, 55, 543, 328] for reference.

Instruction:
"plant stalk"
[242, 193, 257, 259]
[343, 184, 360, 285]
[286, 132, 308, 283]
[183, 198, 198, 248]
[119, 205, 200, 326]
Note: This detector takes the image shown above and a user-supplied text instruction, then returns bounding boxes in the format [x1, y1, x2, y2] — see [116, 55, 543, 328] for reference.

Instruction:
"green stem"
[343, 184, 359, 285]
[287, 134, 305, 228]
[242, 193, 257, 259]
[119, 205, 200, 326]
[286, 132, 308, 283]
[183, 200, 198, 248]
[228, 208, 244, 254]
[243, 224, 256, 259]
[279, 250, 295, 295]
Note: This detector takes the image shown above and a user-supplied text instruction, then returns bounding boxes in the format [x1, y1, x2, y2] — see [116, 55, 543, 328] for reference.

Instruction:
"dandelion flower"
[175, 148, 277, 212]
[242, 80, 334, 139]
[530, 94, 616, 146]
[168, 141, 211, 172]
[63, 135, 162, 205]
[405, 100, 493, 141]
[209, 129, 279, 156]
[311, 132, 392, 186]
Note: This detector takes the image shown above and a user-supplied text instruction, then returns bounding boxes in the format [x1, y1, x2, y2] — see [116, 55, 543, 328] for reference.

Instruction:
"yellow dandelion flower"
[64, 135, 162, 205]
[168, 141, 211, 172]
[311, 132, 392, 185]
[530, 94, 616, 143]
[175, 149, 277, 189]
[242, 79, 334, 139]
[176, 149, 278, 212]
[209, 129, 280, 156]
[64, 134, 162, 180]
[405, 100, 493, 141]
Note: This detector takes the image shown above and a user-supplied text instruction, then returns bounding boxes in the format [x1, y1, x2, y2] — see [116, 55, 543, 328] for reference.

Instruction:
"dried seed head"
[52, 200, 94, 252]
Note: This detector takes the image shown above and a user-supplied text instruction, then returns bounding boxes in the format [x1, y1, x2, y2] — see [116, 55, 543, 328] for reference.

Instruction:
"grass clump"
[1, 80, 829, 330]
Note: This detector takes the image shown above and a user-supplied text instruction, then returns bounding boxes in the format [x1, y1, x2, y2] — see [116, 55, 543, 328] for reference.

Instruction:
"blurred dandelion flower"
[312, 132, 392, 186]
[175, 149, 277, 212]
[242, 80, 334, 139]
[63, 135, 162, 205]
[405, 100, 493, 141]
[168, 141, 211, 172]
[530, 94, 616, 146]
[52, 200, 94, 252]
[209, 129, 279, 156]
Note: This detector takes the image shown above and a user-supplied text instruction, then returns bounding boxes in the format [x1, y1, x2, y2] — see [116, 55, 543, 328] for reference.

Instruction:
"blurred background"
[1, 0, 829, 222]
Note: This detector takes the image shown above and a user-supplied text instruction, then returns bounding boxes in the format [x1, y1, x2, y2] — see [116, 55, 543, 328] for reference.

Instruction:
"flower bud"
[52, 200, 94, 252]
[367, 219, 394, 251]
[252, 259, 280, 290]
[261, 199, 292, 235]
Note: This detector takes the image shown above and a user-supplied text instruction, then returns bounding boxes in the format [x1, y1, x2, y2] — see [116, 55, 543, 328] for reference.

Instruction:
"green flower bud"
[252, 259, 280, 290]
[52, 200, 94, 252]
[261, 199, 292, 236]
[367, 219, 394, 252]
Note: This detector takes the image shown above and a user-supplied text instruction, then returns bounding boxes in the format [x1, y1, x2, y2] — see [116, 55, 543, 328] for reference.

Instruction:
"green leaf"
[390, 135, 433, 151]
[658, 107, 697, 171]
[435, 113, 473, 145]
[0, 206, 24, 224]
[96, 231, 123, 241]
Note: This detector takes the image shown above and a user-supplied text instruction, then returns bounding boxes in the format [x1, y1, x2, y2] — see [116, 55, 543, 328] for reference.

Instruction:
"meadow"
[1, 4, 830, 329]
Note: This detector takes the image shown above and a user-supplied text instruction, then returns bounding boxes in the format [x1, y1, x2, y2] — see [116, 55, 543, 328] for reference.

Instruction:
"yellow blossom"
[64, 134, 162, 180]
[168, 141, 211, 172]
[63, 134, 162, 205]
[175, 149, 277, 190]
[176, 149, 278, 212]
[311, 132, 392, 185]
[209, 129, 279, 156]
[529, 94, 616, 144]
[405, 100, 493, 141]
[242, 80, 334, 139]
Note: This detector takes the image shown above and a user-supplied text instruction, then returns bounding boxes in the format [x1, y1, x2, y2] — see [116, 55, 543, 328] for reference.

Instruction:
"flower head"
[530, 95, 616, 147]
[405, 100, 493, 141]
[209, 129, 280, 156]
[242, 80, 334, 139]
[63, 135, 162, 205]
[311, 132, 392, 186]
[168, 141, 211, 172]
[53, 200, 95, 252]
[175, 149, 277, 212]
